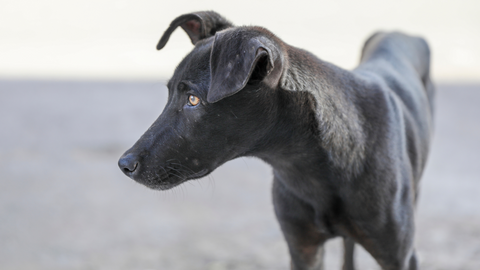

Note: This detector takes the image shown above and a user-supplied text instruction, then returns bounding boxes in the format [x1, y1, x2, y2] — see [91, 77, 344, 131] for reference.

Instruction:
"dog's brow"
[179, 80, 198, 90]
[166, 80, 173, 89]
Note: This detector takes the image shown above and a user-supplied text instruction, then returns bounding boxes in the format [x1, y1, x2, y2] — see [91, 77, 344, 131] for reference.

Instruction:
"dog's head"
[118, 11, 286, 190]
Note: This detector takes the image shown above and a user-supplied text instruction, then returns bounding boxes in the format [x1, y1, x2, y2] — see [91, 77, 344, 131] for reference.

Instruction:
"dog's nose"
[118, 153, 139, 177]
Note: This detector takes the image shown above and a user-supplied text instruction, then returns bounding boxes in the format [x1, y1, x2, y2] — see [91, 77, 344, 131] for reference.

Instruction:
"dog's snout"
[118, 153, 139, 177]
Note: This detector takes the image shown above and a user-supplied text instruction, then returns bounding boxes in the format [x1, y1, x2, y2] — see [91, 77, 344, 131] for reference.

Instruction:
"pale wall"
[1, 0, 479, 82]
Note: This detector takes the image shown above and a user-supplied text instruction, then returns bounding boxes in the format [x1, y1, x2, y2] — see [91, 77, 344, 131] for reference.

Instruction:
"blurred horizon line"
[1, 77, 479, 85]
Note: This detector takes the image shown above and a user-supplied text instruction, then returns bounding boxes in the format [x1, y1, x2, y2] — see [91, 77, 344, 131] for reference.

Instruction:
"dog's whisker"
[166, 166, 186, 180]
[197, 178, 204, 190]
[207, 175, 216, 196]
[169, 163, 197, 175]
[168, 165, 190, 178]
[158, 165, 168, 176]
[241, 157, 250, 169]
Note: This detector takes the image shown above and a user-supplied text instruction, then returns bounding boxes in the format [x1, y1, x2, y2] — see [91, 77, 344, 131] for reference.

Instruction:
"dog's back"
[355, 32, 435, 189]
[357, 32, 434, 114]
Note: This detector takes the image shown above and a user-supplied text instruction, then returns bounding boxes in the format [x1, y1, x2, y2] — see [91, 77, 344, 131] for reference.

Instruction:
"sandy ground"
[0, 80, 479, 270]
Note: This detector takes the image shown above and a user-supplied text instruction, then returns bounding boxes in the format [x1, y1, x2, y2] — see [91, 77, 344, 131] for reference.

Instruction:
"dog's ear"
[207, 30, 283, 103]
[157, 11, 233, 50]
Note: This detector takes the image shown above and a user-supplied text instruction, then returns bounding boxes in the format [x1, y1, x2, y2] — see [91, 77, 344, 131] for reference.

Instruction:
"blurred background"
[1, 0, 479, 269]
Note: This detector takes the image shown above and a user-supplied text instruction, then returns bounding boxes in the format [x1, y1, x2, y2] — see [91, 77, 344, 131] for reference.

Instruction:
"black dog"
[118, 11, 434, 270]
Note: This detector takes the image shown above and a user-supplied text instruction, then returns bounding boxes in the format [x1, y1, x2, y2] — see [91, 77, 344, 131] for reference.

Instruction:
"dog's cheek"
[178, 104, 253, 168]
[187, 128, 236, 169]
[178, 119, 205, 147]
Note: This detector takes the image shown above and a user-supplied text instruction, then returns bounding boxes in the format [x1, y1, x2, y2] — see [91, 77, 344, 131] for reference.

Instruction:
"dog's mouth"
[132, 164, 210, 190]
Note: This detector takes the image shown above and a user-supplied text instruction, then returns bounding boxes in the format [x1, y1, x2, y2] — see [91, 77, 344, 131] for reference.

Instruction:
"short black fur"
[119, 11, 434, 270]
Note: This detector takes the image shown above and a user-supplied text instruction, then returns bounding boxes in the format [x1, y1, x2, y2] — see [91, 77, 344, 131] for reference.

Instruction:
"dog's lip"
[186, 168, 209, 179]
[142, 168, 210, 190]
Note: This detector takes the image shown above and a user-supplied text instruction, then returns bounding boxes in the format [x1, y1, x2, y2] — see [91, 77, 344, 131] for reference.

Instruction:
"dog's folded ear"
[207, 29, 283, 103]
[157, 11, 233, 50]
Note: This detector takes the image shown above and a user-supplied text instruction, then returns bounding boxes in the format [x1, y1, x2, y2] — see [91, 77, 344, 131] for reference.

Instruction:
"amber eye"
[188, 95, 200, 106]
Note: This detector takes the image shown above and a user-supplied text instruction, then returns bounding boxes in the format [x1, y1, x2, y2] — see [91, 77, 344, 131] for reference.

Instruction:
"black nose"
[118, 153, 139, 177]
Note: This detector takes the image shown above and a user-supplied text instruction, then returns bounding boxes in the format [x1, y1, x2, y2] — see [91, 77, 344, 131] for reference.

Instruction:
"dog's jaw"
[131, 167, 210, 191]
[150, 168, 209, 190]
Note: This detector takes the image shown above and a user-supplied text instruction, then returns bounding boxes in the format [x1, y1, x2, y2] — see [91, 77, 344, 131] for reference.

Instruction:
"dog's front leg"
[272, 178, 329, 270]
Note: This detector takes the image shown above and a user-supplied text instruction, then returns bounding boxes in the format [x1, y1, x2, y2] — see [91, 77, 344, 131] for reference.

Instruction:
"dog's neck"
[254, 88, 332, 182]
[269, 47, 366, 177]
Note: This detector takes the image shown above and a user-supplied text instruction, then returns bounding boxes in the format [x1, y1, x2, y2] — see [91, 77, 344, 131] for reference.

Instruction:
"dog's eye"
[187, 95, 200, 106]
